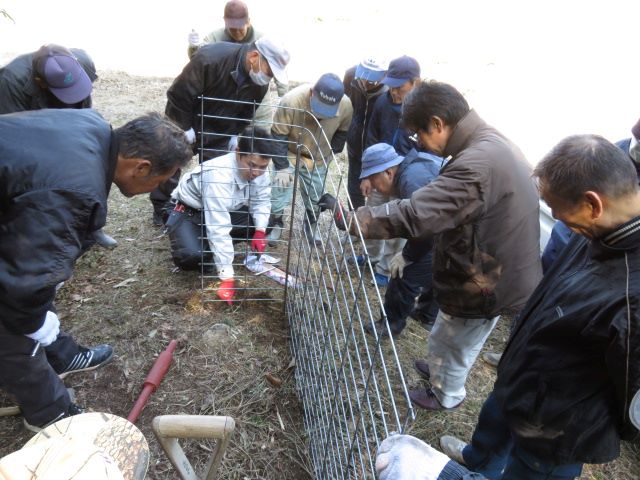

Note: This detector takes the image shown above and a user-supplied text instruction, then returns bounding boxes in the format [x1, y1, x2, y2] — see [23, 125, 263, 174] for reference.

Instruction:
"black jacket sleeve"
[0, 190, 95, 334]
[330, 129, 348, 154]
[165, 53, 208, 130]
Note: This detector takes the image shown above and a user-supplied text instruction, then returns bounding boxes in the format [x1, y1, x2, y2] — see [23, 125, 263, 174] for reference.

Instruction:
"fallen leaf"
[265, 373, 283, 388]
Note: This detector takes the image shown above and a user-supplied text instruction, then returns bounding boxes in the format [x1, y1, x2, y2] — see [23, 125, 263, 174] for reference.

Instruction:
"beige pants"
[427, 311, 500, 408]
[364, 190, 405, 276]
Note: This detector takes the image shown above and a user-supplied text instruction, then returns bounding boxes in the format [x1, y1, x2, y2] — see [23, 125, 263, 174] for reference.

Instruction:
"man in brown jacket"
[321, 80, 542, 410]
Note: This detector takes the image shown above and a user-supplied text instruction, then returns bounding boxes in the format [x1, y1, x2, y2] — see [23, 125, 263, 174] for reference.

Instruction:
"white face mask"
[249, 56, 271, 86]
[629, 136, 640, 164]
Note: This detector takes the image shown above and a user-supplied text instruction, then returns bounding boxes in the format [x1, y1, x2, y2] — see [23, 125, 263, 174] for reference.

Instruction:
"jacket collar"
[443, 109, 485, 159]
[590, 215, 640, 257]
[230, 44, 251, 86]
[106, 127, 118, 195]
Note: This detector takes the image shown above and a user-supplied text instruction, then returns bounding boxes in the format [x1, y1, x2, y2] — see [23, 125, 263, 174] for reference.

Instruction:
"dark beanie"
[632, 118, 640, 140]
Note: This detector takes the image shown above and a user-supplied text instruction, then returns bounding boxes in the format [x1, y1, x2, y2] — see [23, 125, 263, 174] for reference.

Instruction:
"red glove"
[217, 279, 236, 305]
[251, 230, 267, 253]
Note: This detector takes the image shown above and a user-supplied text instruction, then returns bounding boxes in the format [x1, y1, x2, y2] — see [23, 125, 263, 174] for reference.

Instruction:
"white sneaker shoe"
[440, 435, 467, 465]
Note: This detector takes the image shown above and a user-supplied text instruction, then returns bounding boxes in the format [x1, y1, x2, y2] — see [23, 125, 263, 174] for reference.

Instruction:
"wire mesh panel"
[194, 95, 416, 477]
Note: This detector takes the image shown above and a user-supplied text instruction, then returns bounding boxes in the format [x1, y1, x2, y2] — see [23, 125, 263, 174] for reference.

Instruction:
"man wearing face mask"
[343, 57, 388, 210]
[265, 73, 353, 245]
[150, 36, 290, 225]
[541, 117, 640, 272]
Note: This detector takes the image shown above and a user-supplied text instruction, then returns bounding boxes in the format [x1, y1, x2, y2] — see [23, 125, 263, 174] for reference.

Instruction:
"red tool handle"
[127, 340, 177, 423]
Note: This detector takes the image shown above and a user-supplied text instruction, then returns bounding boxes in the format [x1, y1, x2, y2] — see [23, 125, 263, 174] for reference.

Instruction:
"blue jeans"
[463, 392, 583, 480]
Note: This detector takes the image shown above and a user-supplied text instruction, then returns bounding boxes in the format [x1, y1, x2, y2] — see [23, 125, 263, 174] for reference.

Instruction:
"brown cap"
[224, 0, 249, 29]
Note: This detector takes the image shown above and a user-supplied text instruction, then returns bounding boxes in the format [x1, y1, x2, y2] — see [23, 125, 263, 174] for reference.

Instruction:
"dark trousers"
[0, 323, 78, 426]
[167, 204, 254, 271]
[384, 251, 438, 334]
[463, 392, 583, 480]
[347, 149, 365, 209]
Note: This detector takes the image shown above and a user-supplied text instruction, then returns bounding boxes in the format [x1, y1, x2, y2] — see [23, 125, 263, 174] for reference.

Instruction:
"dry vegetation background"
[0, 70, 637, 479]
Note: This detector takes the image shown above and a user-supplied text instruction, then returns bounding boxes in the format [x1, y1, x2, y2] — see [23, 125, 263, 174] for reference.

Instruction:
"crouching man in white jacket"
[167, 126, 275, 304]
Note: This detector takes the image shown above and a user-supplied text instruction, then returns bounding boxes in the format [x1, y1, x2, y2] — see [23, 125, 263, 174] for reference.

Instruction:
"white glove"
[376, 434, 450, 480]
[188, 29, 201, 47]
[273, 169, 293, 189]
[25, 311, 60, 347]
[184, 128, 196, 144]
[389, 252, 409, 279]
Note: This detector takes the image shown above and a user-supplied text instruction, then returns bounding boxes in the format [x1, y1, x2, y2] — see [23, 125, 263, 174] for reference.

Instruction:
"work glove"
[317, 193, 348, 231]
[188, 29, 201, 47]
[184, 128, 196, 144]
[217, 278, 236, 305]
[251, 230, 267, 254]
[273, 169, 293, 189]
[376, 434, 450, 480]
[389, 252, 410, 279]
[25, 311, 60, 347]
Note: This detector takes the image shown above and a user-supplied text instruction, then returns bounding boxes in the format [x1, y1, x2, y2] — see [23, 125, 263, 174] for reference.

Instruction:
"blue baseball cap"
[382, 56, 421, 88]
[360, 143, 404, 179]
[310, 73, 344, 118]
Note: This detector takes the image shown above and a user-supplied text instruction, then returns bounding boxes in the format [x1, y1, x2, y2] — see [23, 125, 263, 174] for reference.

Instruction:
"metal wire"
[195, 94, 416, 478]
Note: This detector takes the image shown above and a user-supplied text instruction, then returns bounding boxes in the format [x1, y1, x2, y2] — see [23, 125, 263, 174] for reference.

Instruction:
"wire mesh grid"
[194, 95, 416, 478]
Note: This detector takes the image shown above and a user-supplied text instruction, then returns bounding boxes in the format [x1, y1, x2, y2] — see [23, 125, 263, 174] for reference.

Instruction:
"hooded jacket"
[356, 110, 542, 318]
[165, 42, 268, 159]
[0, 109, 115, 335]
[495, 217, 640, 464]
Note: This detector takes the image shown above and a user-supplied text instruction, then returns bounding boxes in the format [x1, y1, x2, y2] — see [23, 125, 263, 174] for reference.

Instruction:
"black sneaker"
[57, 344, 114, 379]
[23, 402, 85, 433]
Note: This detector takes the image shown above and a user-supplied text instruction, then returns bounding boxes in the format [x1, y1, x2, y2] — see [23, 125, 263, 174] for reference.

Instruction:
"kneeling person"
[168, 126, 275, 303]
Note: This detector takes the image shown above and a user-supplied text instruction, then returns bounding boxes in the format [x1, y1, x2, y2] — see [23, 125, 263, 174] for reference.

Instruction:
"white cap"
[255, 37, 290, 85]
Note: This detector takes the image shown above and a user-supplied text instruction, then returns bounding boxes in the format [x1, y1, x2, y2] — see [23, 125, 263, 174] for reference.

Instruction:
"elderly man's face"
[368, 169, 396, 196]
[389, 80, 415, 105]
[540, 183, 602, 239]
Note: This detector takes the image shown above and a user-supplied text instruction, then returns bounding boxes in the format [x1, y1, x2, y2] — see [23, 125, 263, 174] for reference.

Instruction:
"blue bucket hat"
[360, 143, 404, 179]
[310, 73, 344, 118]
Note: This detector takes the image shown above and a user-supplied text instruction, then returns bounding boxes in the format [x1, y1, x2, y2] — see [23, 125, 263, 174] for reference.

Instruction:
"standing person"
[438, 135, 640, 479]
[149, 36, 290, 224]
[265, 73, 352, 245]
[321, 81, 541, 411]
[167, 126, 276, 304]
[0, 43, 116, 248]
[360, 55, 423, 287]
[187, 0, 261, 58]
[343, 57, 388, 210]
[356, 143, 441, 337]
[0, 109, 192, 431]
[542, 117, 640, 271]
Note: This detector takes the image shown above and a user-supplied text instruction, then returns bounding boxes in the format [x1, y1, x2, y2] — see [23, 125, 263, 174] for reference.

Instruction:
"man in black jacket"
[150, 36, 290, 224]
[0, 109, 192, 431]
[0, 44, 119, 249]
[0, 44, 95, 114]
[439, 135, 640, 479]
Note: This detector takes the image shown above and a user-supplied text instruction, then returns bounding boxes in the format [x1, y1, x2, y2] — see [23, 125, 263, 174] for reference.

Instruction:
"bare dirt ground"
[0, 70, 637, 479]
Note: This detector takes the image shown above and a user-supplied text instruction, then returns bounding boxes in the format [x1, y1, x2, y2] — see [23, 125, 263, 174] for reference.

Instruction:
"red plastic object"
[127, 339, 177, 423]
